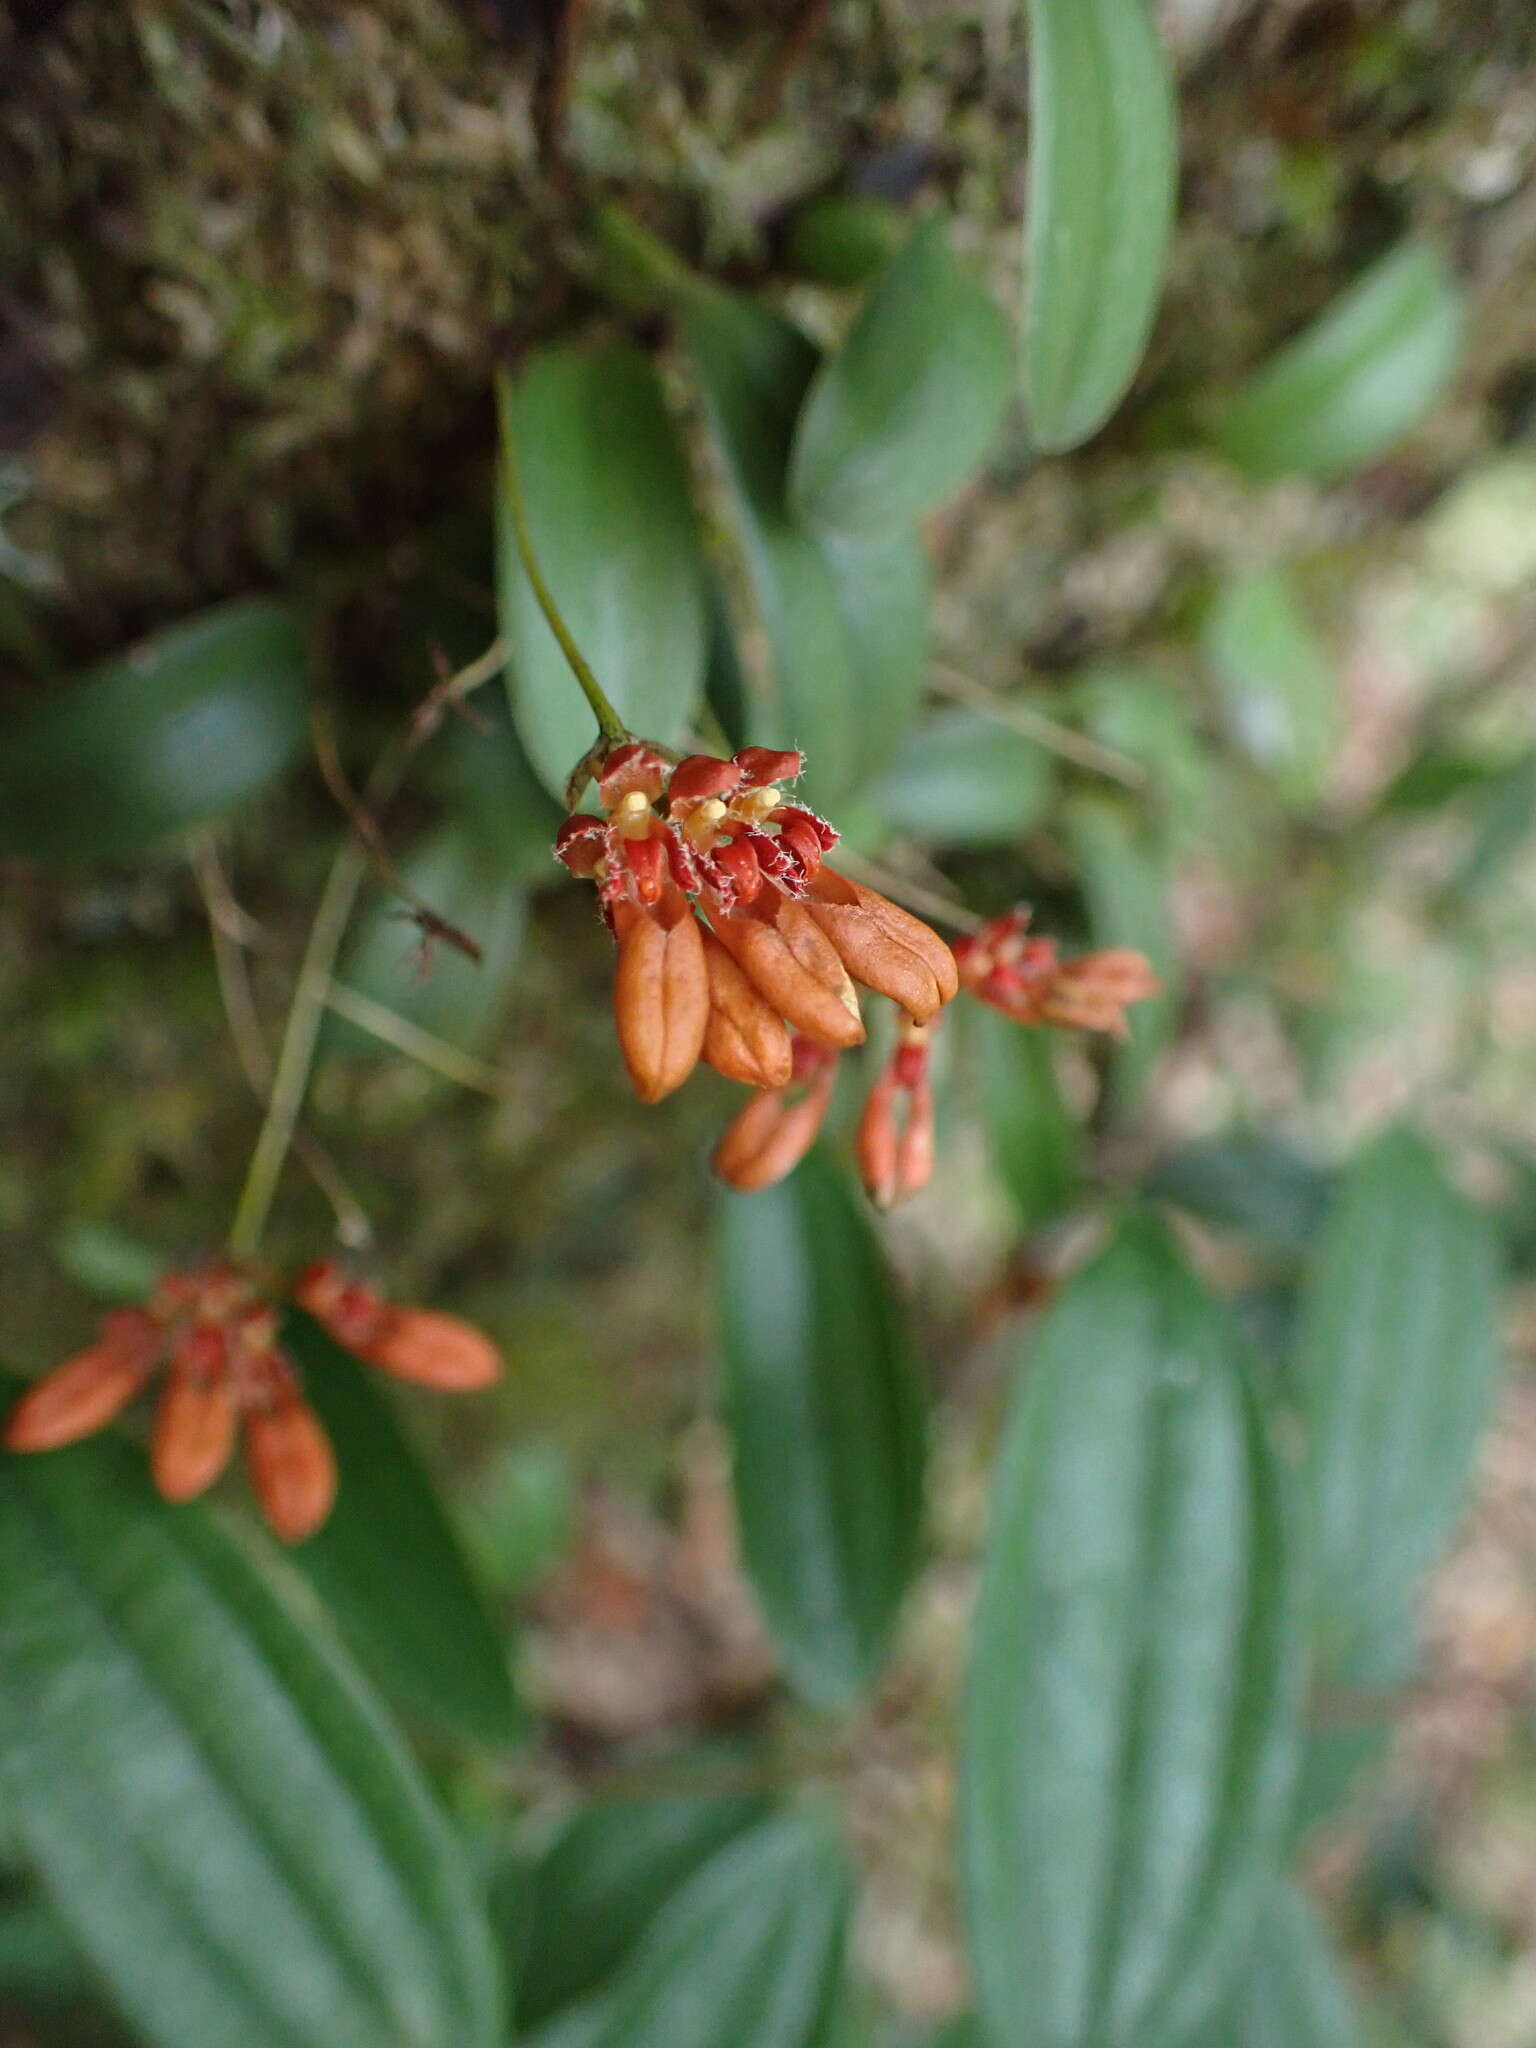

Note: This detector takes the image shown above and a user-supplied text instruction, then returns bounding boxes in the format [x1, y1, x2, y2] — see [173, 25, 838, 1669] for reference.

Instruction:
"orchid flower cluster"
[4, 1259, 499, 1542]
[556, 738, 1160, 1207]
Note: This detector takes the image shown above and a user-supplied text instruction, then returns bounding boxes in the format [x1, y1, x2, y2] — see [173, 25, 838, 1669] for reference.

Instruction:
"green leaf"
[510, 1784, 770, 2030]
[1216, 241, 1465, 480]
[870, 709, 1050, 846]
[546, 1811, 851, 2048]
[282, 1312, 520, 1747]
[1191, 1884, 1363, 2048]
[1296, 1127, 1501, 1678]
[497, 346, 708, 799]
[1021, 0, 1178, 451]
[428, 685, 564, 882]
[961, 1216, 1300, 2048]
[790, 219, 1012, 531]
[1147, 1134, 1333, 1260]
[328, 825, 525, 1065]
[784, 195, 907, 288]
[0, 1429, 502, 2048]
[820, 526, 932, 790]
[716, 1150, 927, 1710]
[0, 597, 308, 865]
[1202, 569, 1340, 806]
[977, 1010, 1080, 1230]
[1065, 794, 1175, 1112]
[679, 290, 862, 803]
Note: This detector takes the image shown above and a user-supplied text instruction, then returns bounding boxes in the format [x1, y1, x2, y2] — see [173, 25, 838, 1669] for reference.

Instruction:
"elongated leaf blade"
[977, 1010, 1080, 1229]
[328, 825, 525, 1066]
[282, 1313, 519, 1746]
[871, 708, 1050, 846]
[0, 598, 308, 865]
[820, 525, 931, 790]
[679, 289, 862, 802]
[1296, 1127, 1501, 1677]
[1216, 240, 1465, 480]
[1021, 0, 1178, 451]
[1190, 1883, 1362, 2048]
[510, 1784, 770, 2029]
[561, 1811, 851, 2048]
[791, 219, 1011, 530]
[497, 346, 708, 799]
[962, 1217, 1300, 2048]
[0, 1430, 502, 2048]
[716, 1151, 927, 1710]
[1202, 568, 1340, 806]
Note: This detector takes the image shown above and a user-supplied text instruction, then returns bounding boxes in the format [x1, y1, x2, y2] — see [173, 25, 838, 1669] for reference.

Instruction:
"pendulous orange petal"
[699, 930, 795, 1089]
[612, 899, 710, 1103]
[244, 1391, 337, 1544]
[361, 1308, 502, 1391]
[151, 1362, 237, 1503]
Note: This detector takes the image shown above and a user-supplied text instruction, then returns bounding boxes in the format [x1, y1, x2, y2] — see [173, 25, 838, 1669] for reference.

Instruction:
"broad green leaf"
[785, 195, 907, 287]
[870, 709, 1050, 846]
[790, 219, 1011, 531]
[1296, 1127, 1501, 1678]
[1216, 241, 1465, 480]
[328, 825, 525, 1065]
[820, 526, 931, 790]
[1147, 1134, 1333, 1260]
[0, 1890, 90, 2001]
[678, 289, 861, 802]
[716, 1150, 927, 1710]
[962, 1217, 1300, 2048]
[545, 1811, 851, 2048]
[1065, 794, 1175, 1112]
[497, 346, 708, 799]
[977, 1010, 1080, 1230]
[282, 1312, 519, 1747]
[1191, 1884, 1363, 2048]
[0, 597, 307, 865]
[0, 1429, 501, 2048]
[1021, 0, 1178, 451]
[510, 1784, 770, 2029]
[1202, 568, 1340, 806]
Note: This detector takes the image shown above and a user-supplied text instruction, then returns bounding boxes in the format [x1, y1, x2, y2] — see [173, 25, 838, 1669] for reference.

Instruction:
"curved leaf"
[328, 825, 525, 1065]
[1021, 0, 1178, 452]
[1296, 1126, 1501, 1678]
[0, 1429, 501, 2048]
[510, 1783, 770, 2029]
[790, 219, 1011, 531]
[977, 1010, 1080, 1230]
[497, 346, 708, 799]
[961, 1216, 1300, 2048]
[716, 1150, 927, 1710]
[784, 195, 907, 288]
[678, 289, 862, 803]
[871, 708, 1050, 846]
[1202, 568, 1340, 806]
[0, 597, 308, 865]
[1216, 240, 1465, 480]
[283, 1312, 520, 1747]
[552, 1811, 851, 2048]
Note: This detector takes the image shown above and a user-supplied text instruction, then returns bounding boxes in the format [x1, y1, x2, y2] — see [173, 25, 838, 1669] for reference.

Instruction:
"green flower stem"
[497, 377, 629, 750]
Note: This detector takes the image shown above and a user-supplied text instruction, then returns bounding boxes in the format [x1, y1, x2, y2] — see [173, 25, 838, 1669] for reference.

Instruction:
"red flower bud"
[612, 895, 711, 1103]
[712, 1051, 838, 1194]
[733, 746, 803, 790]
[358, 1308, 503, 1391]
[666, 754, 742, 804]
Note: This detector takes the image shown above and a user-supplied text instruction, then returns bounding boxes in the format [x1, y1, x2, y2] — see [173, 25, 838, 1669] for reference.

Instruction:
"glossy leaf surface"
[791, 219, 1012, 530]
[283, 1312, 519, 1747]
[1021, 0, 1178, 451]
[1216, 240, 1465, 480]
[716, 1151, 927, 1710]
[1296, 1127, 1501, 1677]
[497, 347, 708, 799]
[871, 709, 1051, 846]
[0, 1429, 501, 2048]
[962, 1218, 1299, 2048]
[0, 598, 308, 865]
